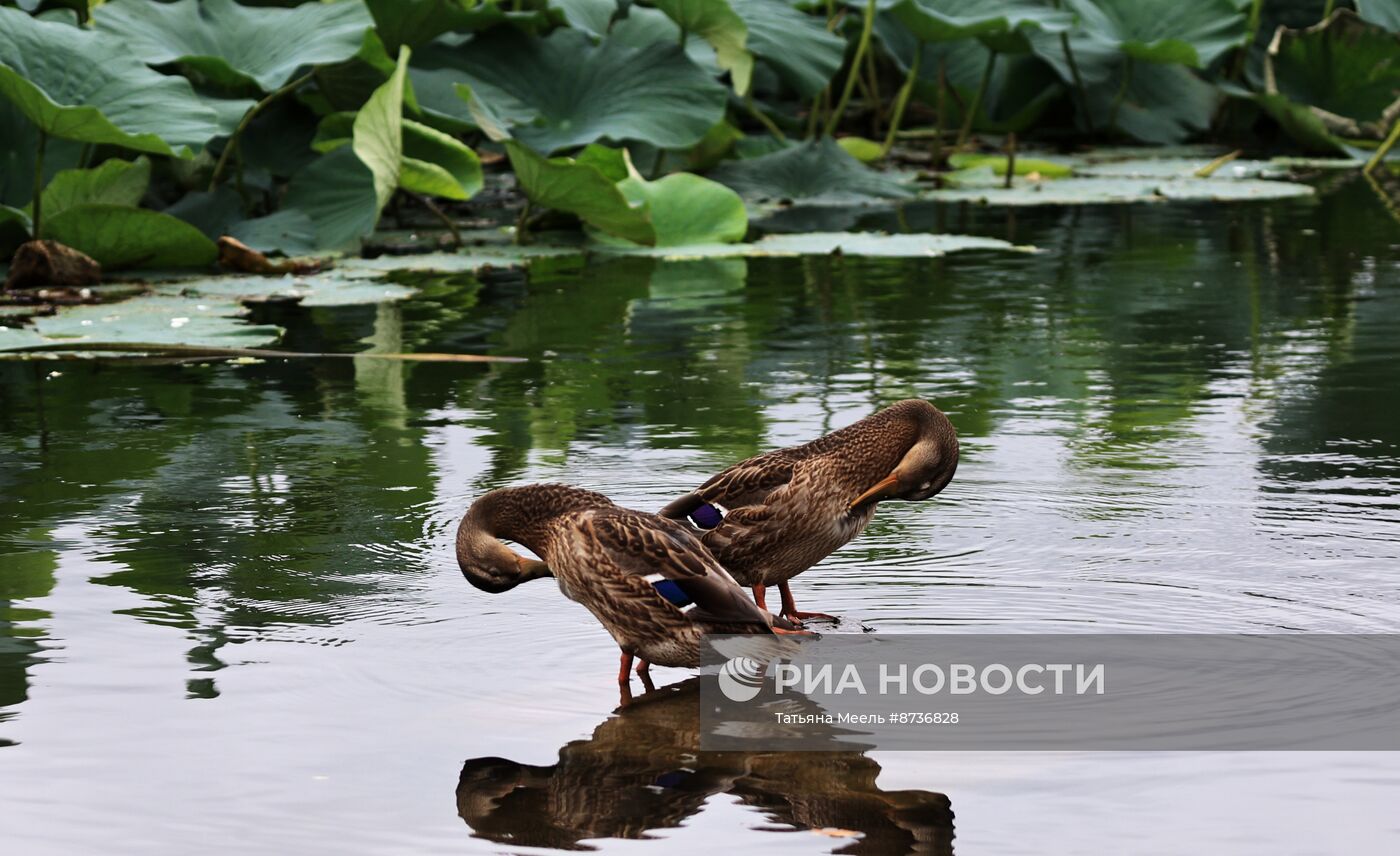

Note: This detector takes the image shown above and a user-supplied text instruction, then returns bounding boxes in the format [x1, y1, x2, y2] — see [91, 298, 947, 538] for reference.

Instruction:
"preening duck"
[456, 484, 788, 684]
[659, 399, 959, 624]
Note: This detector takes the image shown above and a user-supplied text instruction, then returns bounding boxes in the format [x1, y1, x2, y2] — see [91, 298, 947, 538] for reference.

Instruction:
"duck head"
[456, 488, 554, 593]
[849, 401, 959, 510]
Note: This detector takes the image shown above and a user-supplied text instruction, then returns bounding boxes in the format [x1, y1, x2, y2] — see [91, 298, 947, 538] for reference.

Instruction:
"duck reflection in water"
[456, 679, 954, 854]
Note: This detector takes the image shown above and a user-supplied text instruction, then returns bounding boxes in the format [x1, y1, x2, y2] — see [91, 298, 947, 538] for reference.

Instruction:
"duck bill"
[849, 473, 900, 510]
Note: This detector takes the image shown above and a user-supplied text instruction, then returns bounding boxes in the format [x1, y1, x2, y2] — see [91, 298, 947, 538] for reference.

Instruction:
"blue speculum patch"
[651, 578, 693, 606]
[689, 503, 723, 529]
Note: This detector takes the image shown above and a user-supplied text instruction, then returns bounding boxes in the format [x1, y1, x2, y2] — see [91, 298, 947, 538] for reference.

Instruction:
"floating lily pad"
[1070, 157, 1281, 179]
[0, 294, 280, 352]
[596, 230, 1030, 258]
[923, 176, 1314, 205]
[93, 0, 374, 92]
[152, 273, 415, 307]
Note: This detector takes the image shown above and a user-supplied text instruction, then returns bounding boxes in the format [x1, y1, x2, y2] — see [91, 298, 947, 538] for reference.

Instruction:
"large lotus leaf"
[354, 47, 410, 210]
[282, 147, 382, 251]
[38, 157, 150, 221]
[707, 138, 914, 202]
[506, 141, 656, 245]
[226, 209, 319, 257]
[367, 0, 479, 51]
[550, 0, 620, 36]
[450, 28, 729, 153]
[12, 294, 280, 351]
[0, 7, 223, 154]
[616, 172, 748, 245]
[1063, 0, 1246, 67]
[652, 0, 753, 94]
[41, 204, 218, 269]
[92, 0, 373, 92]
[1087, 60, 1219, 144]
[731, 0, 844, 97]
[877, 20, 1062, 133]
[1265, 10, 1400, 139]
[1356, 1, 1400, 32]
[891, 0, 1072, 52]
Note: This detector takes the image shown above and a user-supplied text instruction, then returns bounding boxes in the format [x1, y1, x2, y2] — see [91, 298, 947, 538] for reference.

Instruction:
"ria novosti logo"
[717, 656, 765, 701]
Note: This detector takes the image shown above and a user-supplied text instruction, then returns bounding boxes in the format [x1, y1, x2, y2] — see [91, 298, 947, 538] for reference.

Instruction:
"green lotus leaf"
[1356, 0, 1400, 32]
[1264, 10, 1400, 144]
[354, 46, 411, 210]
[92, 0, 374, 92]
[891, 0, 1072, 53]
[226, 209, 318, 257]
[450, 28, 729, 153]
[314, 112, 482, 201]
[651, 0, 754, 94]
[367, 0, 479, 51]
[41, 204, 218, 269]
[877, 20, 1062, 134]
[0, 7, 223, 154]
[282, 147, 382, 251]
[550, 0, 620, 36]
[707, 138, 914, 203]
[731, 0, 844, 97]
[616, 171, 748, 246]
[1062, 0, 1246, 67]
[38, 157, 151, 222]
[506, 141, 655, 245]
[1088, 60, 1219, 144]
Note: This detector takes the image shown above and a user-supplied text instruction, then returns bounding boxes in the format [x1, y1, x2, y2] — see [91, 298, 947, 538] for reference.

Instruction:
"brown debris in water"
[217, 236, 326, 276]
[4, 240, 102, 290]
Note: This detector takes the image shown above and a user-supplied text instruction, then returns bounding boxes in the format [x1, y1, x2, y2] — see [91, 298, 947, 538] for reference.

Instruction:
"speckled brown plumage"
[456, 484, 777, 676]
[659, 399, 959, 618]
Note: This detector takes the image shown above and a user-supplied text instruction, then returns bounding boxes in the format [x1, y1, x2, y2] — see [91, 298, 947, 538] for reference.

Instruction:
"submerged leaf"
[0, 7, 223, 154]
[92, 0, 373, 91]
[42, 205, 217, 269]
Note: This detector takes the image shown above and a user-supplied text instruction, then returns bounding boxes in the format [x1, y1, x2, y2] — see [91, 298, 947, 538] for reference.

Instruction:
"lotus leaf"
[891, 0, 1073, 53]
[93, 0, 374, 92]
[450, 28, 728, 153]
[1063, 0, 1246, 67]
[38, 157, 151, 221]
[730, 0, 844, 97]
[0, 7, 223, 154]
[652, 0, 754, 94]
[12, 294, 279, 350]
[42, 204, 218, 269]
[707, 138, 914, 202]
[282, 147, 381, 251]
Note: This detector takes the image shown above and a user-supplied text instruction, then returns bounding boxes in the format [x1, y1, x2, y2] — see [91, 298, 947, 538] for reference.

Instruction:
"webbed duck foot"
[778, 582, 838, 625]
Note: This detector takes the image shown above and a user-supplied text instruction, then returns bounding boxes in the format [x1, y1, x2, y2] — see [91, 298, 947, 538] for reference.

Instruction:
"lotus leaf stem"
[31, 130, 46, 238]
[746, 95, 787, 142]
[956, 50, 997, 149]
[1050, 0, 1093, 134]
[881, 48, 921, 157]
[824, 0, 878, 137]
[1364, 119, 1400, 176]
[209, 71, 316, 192]
[1108, 57, 1133, 134]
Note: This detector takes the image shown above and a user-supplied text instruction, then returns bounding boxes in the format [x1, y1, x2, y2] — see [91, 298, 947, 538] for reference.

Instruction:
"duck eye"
[919, 481, 931, 491]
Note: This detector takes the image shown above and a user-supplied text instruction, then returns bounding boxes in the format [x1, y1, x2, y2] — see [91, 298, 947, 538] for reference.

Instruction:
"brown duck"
[456, 484, 788, 684]
[659, 399, 959, 624]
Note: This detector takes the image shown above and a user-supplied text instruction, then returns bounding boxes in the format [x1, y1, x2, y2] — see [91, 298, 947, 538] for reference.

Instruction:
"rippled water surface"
[3, 180, 1399, 854]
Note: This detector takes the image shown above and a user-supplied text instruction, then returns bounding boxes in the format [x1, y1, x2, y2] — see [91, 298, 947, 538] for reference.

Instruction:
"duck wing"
[659, 449, 801, 522]
[583, 511, 773, 630]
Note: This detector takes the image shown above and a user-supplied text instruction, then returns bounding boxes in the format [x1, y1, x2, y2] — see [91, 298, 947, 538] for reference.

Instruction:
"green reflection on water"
[1, 179, 1398, 717]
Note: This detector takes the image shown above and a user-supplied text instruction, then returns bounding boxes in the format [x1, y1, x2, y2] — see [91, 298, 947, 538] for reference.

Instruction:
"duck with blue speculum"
[456, 484, 800, 685]
[659, 399, 959, 626]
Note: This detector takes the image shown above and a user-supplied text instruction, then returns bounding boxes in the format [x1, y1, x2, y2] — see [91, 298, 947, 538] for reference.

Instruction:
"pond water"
[2, 179, 1399, 854]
